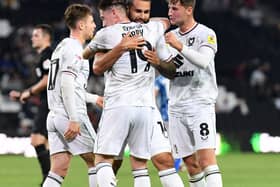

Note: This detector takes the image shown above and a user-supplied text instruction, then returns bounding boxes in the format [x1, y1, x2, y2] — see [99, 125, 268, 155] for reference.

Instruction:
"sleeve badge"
[207, 35, 216, 45]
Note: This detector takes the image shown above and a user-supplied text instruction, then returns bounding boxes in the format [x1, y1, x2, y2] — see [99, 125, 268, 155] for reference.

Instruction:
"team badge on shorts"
[200, 123, 209, 140]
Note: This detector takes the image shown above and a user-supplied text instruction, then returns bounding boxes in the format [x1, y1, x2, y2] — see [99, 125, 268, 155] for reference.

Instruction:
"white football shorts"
[47, 111, 96, 156]
[115, 108, 171, 160]
[151, 108, 171, 156]
[94, 106, 154, 160]
[168, 103, 216, 159]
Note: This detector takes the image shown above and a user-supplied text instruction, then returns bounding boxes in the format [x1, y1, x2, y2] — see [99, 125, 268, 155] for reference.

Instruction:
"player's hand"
[9, 90, 21, 101]
[96, 96, 104, 108]
[64, 121, 81, 141]
[144, 49, 160, 66]
[19, 90, 31, 104]
[165, 32, 183, 51]
[120, 32, 145, 51]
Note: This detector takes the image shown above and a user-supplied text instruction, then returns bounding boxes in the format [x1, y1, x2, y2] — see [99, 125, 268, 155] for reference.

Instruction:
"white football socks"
[42, 171, 64, 187]
[132, 168, 151, 187]
[159, 168, 184, 187]
[204, 165, 223, 187]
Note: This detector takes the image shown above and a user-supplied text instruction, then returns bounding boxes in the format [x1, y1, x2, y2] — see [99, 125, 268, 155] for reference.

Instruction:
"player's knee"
[197, 149, 217, 169]
[152, 152, 174, 171]
[31, 138, 40, 146]
[51, 164, 69, 177]
[30, 134, 46, 146]
[130, 156, 148, 170]
[183, 156, 201, 175]
[80, 153, 95, 168]
[198, 156, 217, 169]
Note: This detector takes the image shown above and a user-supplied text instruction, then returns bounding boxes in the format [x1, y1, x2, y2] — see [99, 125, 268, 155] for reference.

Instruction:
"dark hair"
[99, 0, 126, 10]
[64, 3, 92, 29]
[34, 24, 53, 42]
[126, 0, 151, 7]
[169, 0, 196, 8]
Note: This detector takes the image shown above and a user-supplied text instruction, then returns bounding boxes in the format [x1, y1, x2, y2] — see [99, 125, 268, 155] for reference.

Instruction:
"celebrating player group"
[40, 0, 223, 187]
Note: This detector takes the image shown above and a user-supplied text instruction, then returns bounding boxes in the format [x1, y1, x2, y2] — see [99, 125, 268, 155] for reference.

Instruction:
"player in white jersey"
[101, 1, 184, 187]
[164, 0, 223, 187]
[82, 1, 178, 186]
[43, 4, 99, 187]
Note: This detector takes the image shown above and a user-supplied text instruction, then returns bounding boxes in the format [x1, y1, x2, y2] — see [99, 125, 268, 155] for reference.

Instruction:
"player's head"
[126, 0, 151, 23]
[167, 0, 196, 26]
[98, 0, 127, 27]
[64, 3, 96, 40]
[31, 24, 53, 50]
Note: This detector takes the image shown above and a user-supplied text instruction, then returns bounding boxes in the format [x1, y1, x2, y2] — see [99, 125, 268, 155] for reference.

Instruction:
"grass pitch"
[0, 153, 279, 187]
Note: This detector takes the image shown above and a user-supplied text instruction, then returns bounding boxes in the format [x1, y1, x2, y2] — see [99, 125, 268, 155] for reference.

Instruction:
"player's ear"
[78, 20, 85, 30]
[111, 8, 115, 15]
[186, 6, 193, 15]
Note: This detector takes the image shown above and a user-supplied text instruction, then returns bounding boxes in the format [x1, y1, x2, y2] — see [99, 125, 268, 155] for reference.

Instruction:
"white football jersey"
[88, 21, 172, 109]
[169, 23, 218, 114]
[47, 38, 89, 116]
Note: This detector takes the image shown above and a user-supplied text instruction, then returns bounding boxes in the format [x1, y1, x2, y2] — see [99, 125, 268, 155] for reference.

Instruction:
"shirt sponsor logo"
[175, 70, 194, 77]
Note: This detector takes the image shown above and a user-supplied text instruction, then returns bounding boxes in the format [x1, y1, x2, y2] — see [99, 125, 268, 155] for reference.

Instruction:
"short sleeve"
[87, 29, 112, 52]
[199, 29, 218, 53]
[41, 59, 50, 75]
[41, 49, 52, 75]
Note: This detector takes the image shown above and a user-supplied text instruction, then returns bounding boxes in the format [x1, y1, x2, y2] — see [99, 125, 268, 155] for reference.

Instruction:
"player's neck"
[70, 31, 85, 45]
[116, 15, 130, 24]
[179, 18, 196, 33]
[37, 44, 50, 54]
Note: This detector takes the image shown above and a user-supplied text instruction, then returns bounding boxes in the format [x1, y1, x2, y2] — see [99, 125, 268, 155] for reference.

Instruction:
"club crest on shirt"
[187, 37, 195, 46]
[207, 35, 216, 45]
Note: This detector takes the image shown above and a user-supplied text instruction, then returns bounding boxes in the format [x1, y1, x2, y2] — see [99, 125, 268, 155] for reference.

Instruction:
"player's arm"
[61, 72, 78, 122]
[144, 31, 176, 79]
[144, 49, 176, 79]
[93, 46, 125, 75]
[165, 32, 215, 69]
[19, 75, 48, 103]
[84, 37, 126, 75]
[83, 47, 95, 59]
[85, 92, 103, 108]
[93, 33, 145, 75]
[61, 72, 81, 140]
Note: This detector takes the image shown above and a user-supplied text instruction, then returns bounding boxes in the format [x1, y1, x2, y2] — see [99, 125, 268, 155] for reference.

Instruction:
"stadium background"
[0, 0, 280, 186]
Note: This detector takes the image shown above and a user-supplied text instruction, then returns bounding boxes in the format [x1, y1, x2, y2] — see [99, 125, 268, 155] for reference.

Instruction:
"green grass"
[0, 153, 279, 187]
